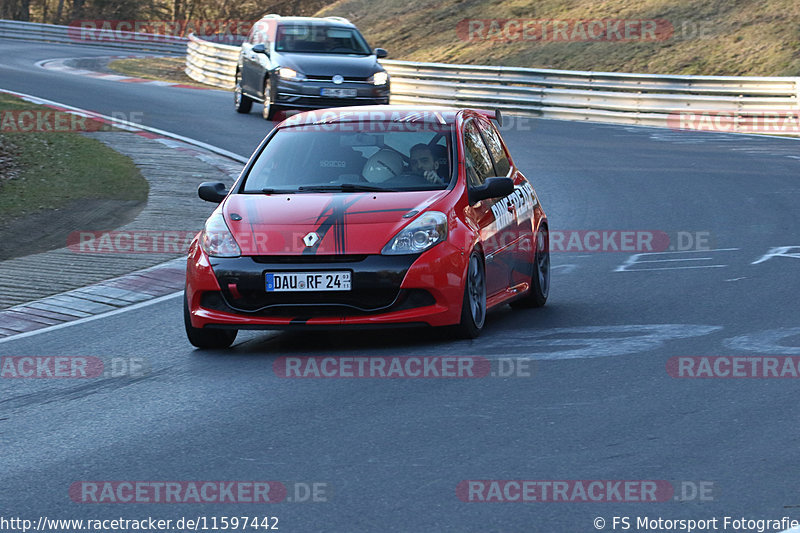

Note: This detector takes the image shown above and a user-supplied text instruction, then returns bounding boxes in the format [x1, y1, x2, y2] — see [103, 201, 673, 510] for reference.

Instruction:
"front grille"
[201, 288, 434, 317]
[208, 254, 422, 317]
[305, 75, 370, 82]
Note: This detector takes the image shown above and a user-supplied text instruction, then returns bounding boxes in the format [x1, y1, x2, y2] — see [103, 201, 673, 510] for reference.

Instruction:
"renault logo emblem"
[303, 232, 320, 247]
[332, 74, 344, 84]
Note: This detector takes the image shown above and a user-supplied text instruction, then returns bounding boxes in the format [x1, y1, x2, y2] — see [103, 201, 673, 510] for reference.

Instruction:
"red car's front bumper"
[185, 239, 469, 330]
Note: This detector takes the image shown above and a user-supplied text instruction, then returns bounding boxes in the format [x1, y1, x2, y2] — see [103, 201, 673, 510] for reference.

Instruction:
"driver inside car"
[410, 144, 445, 184]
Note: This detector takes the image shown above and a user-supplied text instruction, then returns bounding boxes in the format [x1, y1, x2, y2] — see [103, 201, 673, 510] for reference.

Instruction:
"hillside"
[317, 0, 800, 76]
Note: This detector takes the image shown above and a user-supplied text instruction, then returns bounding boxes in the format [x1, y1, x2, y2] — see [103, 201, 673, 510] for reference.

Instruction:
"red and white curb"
[0, 259, 185, 339]
[0, 88, 249, 342]
[36, 55, 221, 91]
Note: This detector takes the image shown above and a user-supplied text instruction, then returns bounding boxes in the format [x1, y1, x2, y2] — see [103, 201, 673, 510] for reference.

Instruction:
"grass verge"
[108, 57, 222, 89]
[0, 92, 148, 258]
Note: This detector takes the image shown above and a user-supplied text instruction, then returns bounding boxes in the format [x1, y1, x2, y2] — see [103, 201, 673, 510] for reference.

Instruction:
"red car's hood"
[223, 190, 450, 255]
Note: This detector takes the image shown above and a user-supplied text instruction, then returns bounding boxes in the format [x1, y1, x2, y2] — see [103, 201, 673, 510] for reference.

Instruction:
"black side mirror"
[374, 48, 388, 59]
[470, 177, 514, 203]
[198, 182, 229, 203]
[252, 43, 268, 54]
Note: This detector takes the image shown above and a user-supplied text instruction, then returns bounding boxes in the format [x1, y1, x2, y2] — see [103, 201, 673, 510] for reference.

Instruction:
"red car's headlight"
[200, 211, 241, 258]
[382, 211, 448, 255]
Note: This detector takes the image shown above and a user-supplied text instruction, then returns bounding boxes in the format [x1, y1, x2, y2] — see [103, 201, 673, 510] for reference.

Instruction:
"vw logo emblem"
[303, 232, 320, 247]
[332, 74, 344, 84]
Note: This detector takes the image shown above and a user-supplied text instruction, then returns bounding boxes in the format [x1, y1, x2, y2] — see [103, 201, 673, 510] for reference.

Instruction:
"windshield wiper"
[261, 187, 298, 194]
[297, 184, 397, 193]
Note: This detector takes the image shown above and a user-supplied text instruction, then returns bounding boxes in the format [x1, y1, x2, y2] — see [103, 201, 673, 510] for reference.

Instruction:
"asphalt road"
[2, 38, 800, 532]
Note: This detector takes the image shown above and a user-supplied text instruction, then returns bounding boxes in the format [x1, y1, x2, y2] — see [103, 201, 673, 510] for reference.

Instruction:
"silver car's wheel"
[234, 71, 253, 114]
[262, 78, 276, 120]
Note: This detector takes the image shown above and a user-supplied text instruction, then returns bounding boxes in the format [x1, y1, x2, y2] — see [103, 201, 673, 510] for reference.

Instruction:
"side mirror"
[470, 177, 514, 203]
[198, 182, 229, 203]
[374, 48, 388, 59]
[252, 43, 268, 54]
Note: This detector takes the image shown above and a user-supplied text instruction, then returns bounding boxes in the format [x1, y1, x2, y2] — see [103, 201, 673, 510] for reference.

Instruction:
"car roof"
[259, 15, 355, 28]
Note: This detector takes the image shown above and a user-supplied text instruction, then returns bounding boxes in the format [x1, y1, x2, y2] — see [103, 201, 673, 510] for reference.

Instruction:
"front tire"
[234, 71, 253, 114]
[510, 224, 549, 309]
[262, 77, 276, 120]
[454, 251, 487, 339]
[184, 293, 237, 349]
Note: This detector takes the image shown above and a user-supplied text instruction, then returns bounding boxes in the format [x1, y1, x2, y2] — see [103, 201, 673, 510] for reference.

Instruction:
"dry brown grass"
[317, 0, 800, 75]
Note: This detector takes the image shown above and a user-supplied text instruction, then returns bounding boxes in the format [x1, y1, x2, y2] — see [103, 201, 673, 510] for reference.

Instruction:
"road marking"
[724, 327, 800, 355]
[615, 248, 739, 272]
[0, 292, 182, 345]
[752, 246, 800, 264]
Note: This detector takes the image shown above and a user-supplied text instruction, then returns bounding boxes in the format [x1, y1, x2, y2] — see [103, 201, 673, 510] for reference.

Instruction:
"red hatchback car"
[184, 106, 549, 348]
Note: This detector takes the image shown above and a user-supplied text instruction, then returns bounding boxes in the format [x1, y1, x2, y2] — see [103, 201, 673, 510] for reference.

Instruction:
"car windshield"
[241, 123, 455, 193]
[275, 24, 372, 55]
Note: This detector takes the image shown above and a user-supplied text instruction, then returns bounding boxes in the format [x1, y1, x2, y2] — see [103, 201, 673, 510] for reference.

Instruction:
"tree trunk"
[54, 0, 64, 24]
[70, 0, 84, 20]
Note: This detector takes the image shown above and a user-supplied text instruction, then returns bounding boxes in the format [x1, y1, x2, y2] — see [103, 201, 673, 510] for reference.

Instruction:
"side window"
[477, 120, 511, 176]
[250, 19, 272, 45]
[463, 120, 494, 188]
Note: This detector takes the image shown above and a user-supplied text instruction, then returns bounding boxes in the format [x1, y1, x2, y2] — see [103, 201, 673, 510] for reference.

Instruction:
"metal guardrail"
[185, 33, 800, 134]
[0, 19, 187, 54]
[5, 21, 795, 134]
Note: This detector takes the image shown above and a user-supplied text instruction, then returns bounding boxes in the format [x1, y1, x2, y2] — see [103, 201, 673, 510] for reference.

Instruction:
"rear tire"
[454, 251, 487, 339]
[510, 224, 549, 309]
[234, 71, 253, 114]
[184, 293, 237, 349]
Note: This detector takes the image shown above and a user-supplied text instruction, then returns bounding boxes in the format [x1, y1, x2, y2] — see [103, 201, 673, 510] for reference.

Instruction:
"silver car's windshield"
[275, 25, 372, 55]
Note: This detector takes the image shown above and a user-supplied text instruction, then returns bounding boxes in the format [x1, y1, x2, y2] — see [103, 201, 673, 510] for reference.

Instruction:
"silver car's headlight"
[369, 71, 389, 86]
[200, 211, 241, 258]
[278, 67, 305, 80]
[382, 211, 447, 255]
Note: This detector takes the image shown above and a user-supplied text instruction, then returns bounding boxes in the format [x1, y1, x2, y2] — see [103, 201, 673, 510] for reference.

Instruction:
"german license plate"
[321, 88, 357, 97]
[265, 271, 352, 292]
